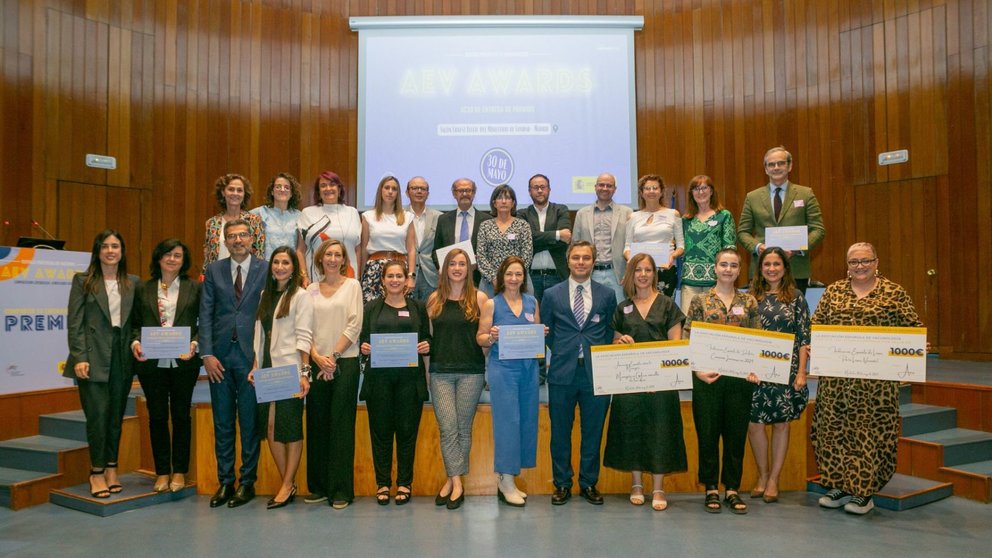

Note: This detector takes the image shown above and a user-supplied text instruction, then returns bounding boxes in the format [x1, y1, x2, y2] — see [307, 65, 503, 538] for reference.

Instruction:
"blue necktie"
[459, 211, 469, 242]
[573, 285, 585, 329]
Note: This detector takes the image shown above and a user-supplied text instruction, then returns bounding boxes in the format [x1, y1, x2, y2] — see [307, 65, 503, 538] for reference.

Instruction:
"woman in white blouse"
[304, 239, 364, 509]
[297, 171, 362, 285]
[358, 175, 417, 302]
[248, 247, 313, 509]
[623, 174, 685, 297]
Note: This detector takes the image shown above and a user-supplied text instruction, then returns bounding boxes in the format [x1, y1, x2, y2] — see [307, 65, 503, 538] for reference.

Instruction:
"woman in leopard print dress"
[810, 242, 923, 515]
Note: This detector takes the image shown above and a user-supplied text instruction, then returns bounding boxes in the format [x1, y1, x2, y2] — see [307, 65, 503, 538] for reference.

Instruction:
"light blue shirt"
[251, 205, 301, 261]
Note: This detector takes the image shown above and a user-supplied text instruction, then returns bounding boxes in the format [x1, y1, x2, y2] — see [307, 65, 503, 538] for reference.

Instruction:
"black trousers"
[364, 370, 423, 488]
[77, 328, 133, 468]
[136, 364, 199, 475]
[692, 373, 754, 489]
[306, 357, 360, 502]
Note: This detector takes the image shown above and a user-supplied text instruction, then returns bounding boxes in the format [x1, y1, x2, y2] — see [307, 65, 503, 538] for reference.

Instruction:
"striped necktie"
[573, 285, 585, 329]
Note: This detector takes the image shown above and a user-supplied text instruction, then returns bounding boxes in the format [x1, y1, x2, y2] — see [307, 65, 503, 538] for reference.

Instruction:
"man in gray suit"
[406, 176, 441, 301]
[572, 172, 633, 302]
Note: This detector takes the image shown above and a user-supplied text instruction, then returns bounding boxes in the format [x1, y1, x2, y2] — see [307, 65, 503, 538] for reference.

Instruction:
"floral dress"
[749, 291, 810, 423]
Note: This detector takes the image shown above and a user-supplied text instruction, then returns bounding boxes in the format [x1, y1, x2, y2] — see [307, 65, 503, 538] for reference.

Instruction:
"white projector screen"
[352, 16, 643, 210]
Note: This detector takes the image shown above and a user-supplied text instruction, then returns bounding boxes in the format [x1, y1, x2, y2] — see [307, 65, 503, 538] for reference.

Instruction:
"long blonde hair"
[373, 175, 405, 225]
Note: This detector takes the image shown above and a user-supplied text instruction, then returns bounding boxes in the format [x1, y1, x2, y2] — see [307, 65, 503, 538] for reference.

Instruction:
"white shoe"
[818, 488, 852, 509]
[497, 474, 525, 507]
[844, 495, 875, 515]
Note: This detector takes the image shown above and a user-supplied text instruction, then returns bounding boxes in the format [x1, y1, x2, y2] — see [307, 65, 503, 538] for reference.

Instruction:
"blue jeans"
[593, 268, 625, 302]
[529, 270, 563, 303]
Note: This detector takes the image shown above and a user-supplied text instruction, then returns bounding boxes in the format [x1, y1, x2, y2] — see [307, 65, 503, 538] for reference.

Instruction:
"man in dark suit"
[738, 146, 826, 292]
[432, 177, 493, 286]
[518, 173, 572, 302]
[199, 219, 267, 508]
[540, 241, 617, 505]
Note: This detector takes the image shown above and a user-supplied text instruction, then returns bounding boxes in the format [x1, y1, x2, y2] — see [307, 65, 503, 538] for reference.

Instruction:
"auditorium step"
[0, 396, 140, 510]
[897, 389, 992, 503]
[50, 471, 196, 517]
[0, 467, 64, 510]
[807, 474, 953, 511]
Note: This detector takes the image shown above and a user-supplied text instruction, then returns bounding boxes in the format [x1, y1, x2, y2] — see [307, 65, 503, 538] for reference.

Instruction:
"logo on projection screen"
[480, 148, 514, 187]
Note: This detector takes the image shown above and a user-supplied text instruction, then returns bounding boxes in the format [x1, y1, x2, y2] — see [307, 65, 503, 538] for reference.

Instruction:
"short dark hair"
[489, 184, 517, 216]
[223, 218, 251, 236]
[567, 240, 597, 261]
[528, 173, 550, 188]
[264, 172, 302, 210]
[149, 238, 192, 280]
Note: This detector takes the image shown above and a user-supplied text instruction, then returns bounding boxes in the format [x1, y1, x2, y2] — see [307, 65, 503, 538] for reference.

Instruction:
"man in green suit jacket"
[737, 146, 825, 292]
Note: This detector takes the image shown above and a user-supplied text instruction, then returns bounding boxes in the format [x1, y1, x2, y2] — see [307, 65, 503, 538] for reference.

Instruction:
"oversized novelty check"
[810, 325, 927, 382]
[590, 340, 692, 395]
[687, 322, 793, 384]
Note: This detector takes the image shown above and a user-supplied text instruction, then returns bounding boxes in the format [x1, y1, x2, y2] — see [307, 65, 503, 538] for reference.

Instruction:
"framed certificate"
[591, 340, 691, 395]
[688, 322, 794, 384]
[629, 242, 672, 268]
[370, 332, 419, 368]
[764, 226, 809, 251]
[810, 325, 927, 382]
[140, 326, 191, 359]
[253, 364, 302, 403]
[498, 324, 545, 360]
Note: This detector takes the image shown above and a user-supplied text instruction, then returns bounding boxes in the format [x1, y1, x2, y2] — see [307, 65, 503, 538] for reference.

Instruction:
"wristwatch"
[407, 272, 416, 278]
[332, 351, 342, 360]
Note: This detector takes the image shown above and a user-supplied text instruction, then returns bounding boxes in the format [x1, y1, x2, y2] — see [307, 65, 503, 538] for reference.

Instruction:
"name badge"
[623, 305, 634, 314]
[707, 220, 717, 227]
[397, 310, 410, 318]
[794, 199, 805, 208]
[731, 306, 744, 316]
[591, 314, 601, 323]
[524, 312, 535, 322]
[507, 233, 517, 240]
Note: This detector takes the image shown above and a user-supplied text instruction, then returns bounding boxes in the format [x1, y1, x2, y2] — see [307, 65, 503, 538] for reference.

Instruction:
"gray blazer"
[64, 272, 139, 382]
[408, 206, 442, 289]
[572, 202, 634, 282]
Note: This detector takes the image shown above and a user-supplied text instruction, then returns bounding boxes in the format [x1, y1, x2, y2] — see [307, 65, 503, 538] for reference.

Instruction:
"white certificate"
[810, 325, 927, 382]
[629, 242, 672, 268]
[590, 340, 691, 395]
[435, 239, 476, 266]
[688, 322, 793, 384]
[764, 226, 809, 251]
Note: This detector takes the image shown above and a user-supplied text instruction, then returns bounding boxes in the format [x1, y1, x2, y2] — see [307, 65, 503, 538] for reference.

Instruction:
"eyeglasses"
[847, 258, 877, 267]
[691, 186, 711, 192]
[453, 188, 475, 195]
[765, 160, 789, 168]
[529, 185, 549, 191]
[225, 232, 251, 240]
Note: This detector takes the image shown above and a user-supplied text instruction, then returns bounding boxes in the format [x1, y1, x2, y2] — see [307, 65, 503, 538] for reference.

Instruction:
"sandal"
[395, 486, 412, 505]
[652, 489, 668, 511]
[704, 491, 721, 513]
[105, 462, 123, 494]
[725, 491, 748, 514]
[629, 484, 645, 506]
[89, 468, 110, 498]
[375, 486, 390, 506]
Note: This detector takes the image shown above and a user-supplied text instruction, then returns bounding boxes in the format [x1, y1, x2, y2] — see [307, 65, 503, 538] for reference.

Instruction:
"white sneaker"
[818, 488, 852, 508]
[844, 495, 875, 515]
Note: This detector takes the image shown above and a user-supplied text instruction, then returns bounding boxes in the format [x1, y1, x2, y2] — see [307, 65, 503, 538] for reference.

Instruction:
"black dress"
[603, 294, 688, 474]
[255, 290, 304, 443]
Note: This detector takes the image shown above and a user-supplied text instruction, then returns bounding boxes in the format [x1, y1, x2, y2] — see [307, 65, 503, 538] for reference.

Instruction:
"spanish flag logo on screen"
[0, 247, 34, 282]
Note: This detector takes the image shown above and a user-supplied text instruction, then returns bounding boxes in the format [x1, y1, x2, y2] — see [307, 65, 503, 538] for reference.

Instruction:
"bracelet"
[487, 334, 494, 346]
[299, 364, 312, 378]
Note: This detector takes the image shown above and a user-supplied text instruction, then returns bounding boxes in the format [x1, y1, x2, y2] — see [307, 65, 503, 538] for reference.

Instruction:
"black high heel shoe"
[267, 485, 297, 510]
[89, 468, 110, 499]
[104, 462, 123, 494]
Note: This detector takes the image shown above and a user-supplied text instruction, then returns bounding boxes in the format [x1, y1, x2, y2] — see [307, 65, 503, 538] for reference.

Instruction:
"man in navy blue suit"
[540, 240, 617, 505]
[199, 219, 267, 508]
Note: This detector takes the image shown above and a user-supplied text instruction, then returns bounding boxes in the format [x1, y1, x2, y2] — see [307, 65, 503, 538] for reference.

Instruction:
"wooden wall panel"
[0, 0, 989, 357]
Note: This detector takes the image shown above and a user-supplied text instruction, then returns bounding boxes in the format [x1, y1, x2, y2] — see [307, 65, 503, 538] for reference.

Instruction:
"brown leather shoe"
[551, 487, 571, 505]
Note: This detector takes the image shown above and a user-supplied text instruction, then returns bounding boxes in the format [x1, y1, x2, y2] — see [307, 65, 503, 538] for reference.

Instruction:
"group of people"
[64, 145, 923, 516]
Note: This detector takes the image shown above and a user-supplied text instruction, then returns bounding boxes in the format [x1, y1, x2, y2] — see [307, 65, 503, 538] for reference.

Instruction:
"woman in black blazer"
[359, 260, 431, 505]
[130, 239, 202, 493]
[65, 229, 139, 498]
